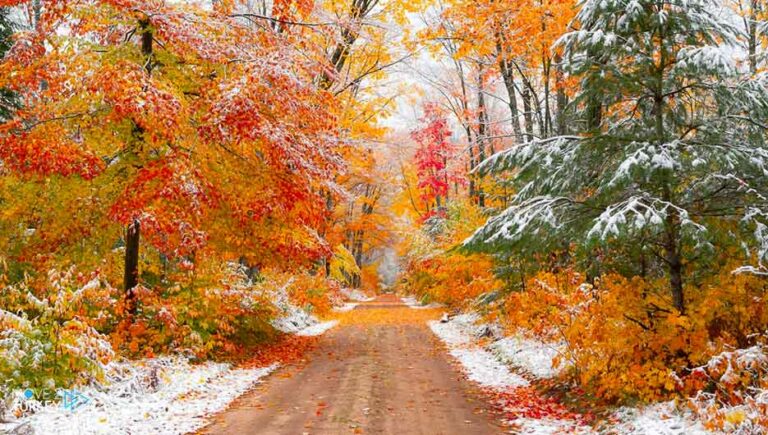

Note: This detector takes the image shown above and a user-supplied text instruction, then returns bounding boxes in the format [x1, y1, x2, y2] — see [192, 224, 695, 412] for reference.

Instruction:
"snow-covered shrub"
[281, 272, 339, 317]
[112, 263, 276, 358]
[0, 269, 114, 415]
[404, 252, 501, 308]
[400, 199, 502, 309]
[687, 345, 768, 432]
[499, 271, 703, 402]
[495, 266, 768, 410]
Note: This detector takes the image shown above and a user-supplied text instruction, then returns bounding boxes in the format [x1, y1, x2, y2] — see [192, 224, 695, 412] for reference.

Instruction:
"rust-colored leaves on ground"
[315, 401, 328, 417]
[240, 335, 320, 368]
[333, 306, 442, 326]
[488, 385, 595, 427]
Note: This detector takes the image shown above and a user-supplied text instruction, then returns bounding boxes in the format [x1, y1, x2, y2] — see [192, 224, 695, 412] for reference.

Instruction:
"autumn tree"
[304, 0, 419, 286]
[411, 103, 463, 212]
[428, 0, 576, 142]
[0, 0, 343, 303]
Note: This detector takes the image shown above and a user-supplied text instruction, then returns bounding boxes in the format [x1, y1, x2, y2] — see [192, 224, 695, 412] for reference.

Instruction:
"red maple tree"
[410, 103, 464, 213]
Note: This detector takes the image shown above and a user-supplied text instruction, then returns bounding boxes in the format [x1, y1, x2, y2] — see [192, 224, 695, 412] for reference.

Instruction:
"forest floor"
[201, 295, 506, 434]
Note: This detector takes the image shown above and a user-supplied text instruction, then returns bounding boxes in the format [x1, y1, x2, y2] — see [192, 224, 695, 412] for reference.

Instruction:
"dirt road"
[202, 296, 504, 434]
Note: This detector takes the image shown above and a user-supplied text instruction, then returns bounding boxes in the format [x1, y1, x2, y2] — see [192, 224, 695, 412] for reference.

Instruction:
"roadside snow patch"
[447, 347, 529, 389]
[296, 320, 338, 337]
[490, 336, 565, 379]
[3, 357, 277, 435]
[431, 314, 705, 434]
[402, 296, 443, 309]
[340, 288, 374, 302]
[429, 319, 528, 388]
[401, 296, 419, 306]
[510, 417, 592, 434]
[333, 303, 358, 312]
[269, 279, 337, 336]
[609, 401, 707, 434]
[269, 278, 324, 334]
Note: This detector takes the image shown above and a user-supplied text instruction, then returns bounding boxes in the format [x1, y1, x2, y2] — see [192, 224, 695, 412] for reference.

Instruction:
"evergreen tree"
[465, 0, 768, 313]
[0, 6, 16, 121]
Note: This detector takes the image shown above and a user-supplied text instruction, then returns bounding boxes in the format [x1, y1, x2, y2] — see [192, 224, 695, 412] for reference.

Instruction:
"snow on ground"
[609, 401, 707, 434]
[269, 280, 319, 334]
[268, 284, 338, 336]
[269, 279, 338, 336]
[0, 277, 340, 435]
[1, 357, 277, 435]
[444, 347, 529, 389]
[429, 316, 528, 389]
[489, 336, 565, 379]
[401, 296, 443, 309]
[510, 417, 592, 434]
[431, 313, 709, 434]
[333, 302, 358, 312]
[271, 306, 318, 334]
[296, 320, 339, 336]
[340, 288, 374, 302]
[429, 316, 592, 434]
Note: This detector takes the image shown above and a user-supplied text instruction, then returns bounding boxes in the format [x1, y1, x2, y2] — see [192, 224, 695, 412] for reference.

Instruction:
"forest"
[0, 0, 768, 434]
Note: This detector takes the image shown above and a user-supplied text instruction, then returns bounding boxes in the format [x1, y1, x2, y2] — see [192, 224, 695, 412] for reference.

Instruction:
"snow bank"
[401, 296, 443, 309]
[2, 357, 277, 435]
[296, 320, 339, 337]
[429, 317, 528, 389]
[431, 314, 706, 434]
[333, 302, 358, 312]
[339, 288, 374, 302]
[445, 347, 529, 389]
[0, 276, 340, 435]
[270, 292, 338, 336]
[609, 401, 707, 435]
[489, 336, 565, 379]
[269, 279, 320, 334]
[510, 418, 592, 434]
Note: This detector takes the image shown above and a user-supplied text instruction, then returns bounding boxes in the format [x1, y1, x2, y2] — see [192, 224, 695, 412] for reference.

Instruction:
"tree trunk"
[522, 86, 535, 142]
[124, 17, 153, 305]
[664, 210, 685, 314]
[352, 229, 364, 288]
[476, 65, 487, 208]
[468, 140, 477, 201]
[32, 0, 42, 29]
[542, 56, 552, 139]
[495, 35, 523, 143]
[124, 219, 140, 309]
[443, 156, 449, 204]
[319, 0, 375, 89]
[554, 53, 568, 135]
[586, 94, 602, 130]
[652, 25, 685, 313]
[748, 0, 759, 74]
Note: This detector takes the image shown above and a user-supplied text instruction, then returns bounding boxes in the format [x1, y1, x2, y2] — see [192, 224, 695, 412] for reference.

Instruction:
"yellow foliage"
[287, 273, 340, 317]
[360, 263, 380, 293]
[404, 253, 501, 308]
[494, 267, 768, 407]
[329, 245, 361, 283]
